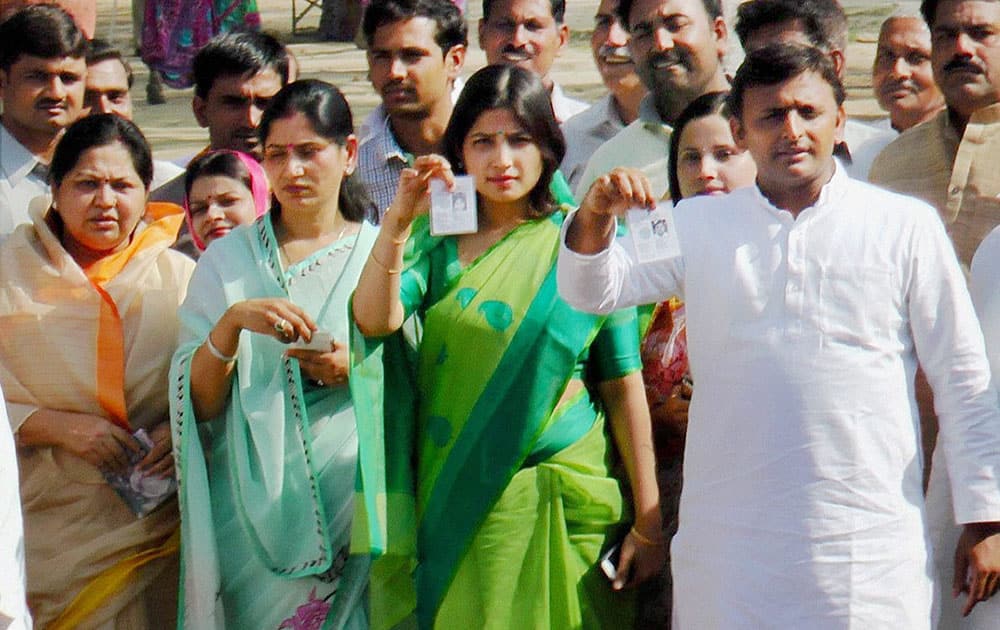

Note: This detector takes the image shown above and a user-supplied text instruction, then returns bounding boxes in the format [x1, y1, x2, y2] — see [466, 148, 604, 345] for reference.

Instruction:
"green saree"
[353, 213, 640, 629]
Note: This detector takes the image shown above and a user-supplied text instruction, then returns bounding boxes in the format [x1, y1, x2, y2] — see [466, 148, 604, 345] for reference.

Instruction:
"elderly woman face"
[52, 140, 147, 258]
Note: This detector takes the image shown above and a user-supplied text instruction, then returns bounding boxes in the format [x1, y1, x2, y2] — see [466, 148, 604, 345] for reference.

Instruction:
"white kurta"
[925, 227, 1000, 629]
[0, 384, 30, 630]
[557, 165, 1000, 629]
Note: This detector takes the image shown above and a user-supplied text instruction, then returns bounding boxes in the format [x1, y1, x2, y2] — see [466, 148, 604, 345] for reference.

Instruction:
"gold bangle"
[369, 249, 402, 274]
[630, 526, 666, 547]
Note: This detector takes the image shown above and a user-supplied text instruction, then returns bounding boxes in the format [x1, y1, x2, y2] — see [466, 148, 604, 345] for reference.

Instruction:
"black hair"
[920, 0, 950, 26]
[362, 0, 468, 52]
[616, 0, 721, 29]
[258, 80, 374, 223]
[192, 31, 290, 99]
[50, 113, 153, 189]
[734, 0, 848, 52]
[0, 4, 87, 71]
[86, 37, 134, 88]
[483, 0, 565, 23]
[668, 90, 730, 203]
[727, 43, 845, 121]
[443, 64, 565, 218]
[184, 150, 253, 198]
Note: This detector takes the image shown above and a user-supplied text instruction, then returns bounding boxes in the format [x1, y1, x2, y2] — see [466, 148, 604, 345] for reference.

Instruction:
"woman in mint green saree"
[170, 81, 373, 629]
[352, 65, 664, 629]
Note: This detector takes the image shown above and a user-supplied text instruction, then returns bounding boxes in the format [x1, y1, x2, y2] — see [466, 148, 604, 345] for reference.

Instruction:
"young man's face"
[479, 0, 568, 85]
[626, 0, 726, 103]
[192, 68, 284, 157]
[731, 70, 845, 199]
[84, 58, 133, 119]
[368, 16, 465, 119]
[0, 53, 86, 139]
[930, 0, 1000, 121]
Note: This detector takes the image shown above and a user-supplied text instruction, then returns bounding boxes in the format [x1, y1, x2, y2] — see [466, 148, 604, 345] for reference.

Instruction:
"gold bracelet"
[630, 526, 666, 547]
[369, 249, 402, 274]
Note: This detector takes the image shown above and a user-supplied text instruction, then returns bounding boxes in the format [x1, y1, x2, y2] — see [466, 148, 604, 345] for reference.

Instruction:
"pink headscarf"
[184, 150, 270, 251]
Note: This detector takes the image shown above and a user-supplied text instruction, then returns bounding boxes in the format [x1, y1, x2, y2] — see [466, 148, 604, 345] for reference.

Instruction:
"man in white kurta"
[558, 43, 1000, 628]
[0, 384, 30, 630]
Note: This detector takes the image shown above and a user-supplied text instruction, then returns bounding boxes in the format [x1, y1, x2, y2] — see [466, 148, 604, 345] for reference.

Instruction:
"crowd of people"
[0, 0, 999, 629]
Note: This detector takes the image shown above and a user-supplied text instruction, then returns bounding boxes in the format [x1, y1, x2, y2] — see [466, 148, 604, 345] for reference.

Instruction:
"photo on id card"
[626, 202, 681, 263]
[430, 175, 478, 236]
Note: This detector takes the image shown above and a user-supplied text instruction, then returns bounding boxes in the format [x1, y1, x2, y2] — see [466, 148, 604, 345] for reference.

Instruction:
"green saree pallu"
[352, 213, 641, 629]
[171, 217, 376, 630]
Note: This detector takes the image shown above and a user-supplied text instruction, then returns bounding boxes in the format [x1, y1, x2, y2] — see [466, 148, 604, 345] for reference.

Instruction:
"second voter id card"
[626, 202, 681, 264]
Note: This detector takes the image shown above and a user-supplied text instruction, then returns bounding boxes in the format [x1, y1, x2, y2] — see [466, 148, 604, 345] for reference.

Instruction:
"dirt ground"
[85, 0, 917, 159]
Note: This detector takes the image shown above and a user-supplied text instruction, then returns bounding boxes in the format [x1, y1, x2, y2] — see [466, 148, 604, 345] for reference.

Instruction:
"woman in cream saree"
[0, 115, 193, 628]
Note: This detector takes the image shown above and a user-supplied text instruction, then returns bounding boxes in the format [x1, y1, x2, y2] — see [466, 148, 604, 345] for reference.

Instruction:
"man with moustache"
[189, 31, 290, 161]
[560, 0, 647, 192]
[358, 0, 467, 215]
[872, 14, 945, 132]
[0, 4, 86, 234]
[478, 0, 588, 122]
[558, 43, 1000, 628]
[871, 0, 1000, 269]
[734, 0, 896, 179]
[574, 0, 730, 200]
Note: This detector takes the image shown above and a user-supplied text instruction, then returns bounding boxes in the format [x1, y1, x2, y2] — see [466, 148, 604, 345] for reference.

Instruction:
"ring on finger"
[274, 318, 291, 337]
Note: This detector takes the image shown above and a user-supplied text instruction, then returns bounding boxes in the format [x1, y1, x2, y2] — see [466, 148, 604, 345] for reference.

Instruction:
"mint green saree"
[353, 213, 640, 629]
[170, 216, 376, 630]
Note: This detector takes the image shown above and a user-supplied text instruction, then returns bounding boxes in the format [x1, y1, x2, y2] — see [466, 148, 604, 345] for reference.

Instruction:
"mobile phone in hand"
[600, 543, 621, 581]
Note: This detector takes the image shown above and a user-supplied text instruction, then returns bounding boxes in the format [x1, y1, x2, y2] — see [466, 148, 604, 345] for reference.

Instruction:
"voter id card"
[626, 202, 681, 263]
[430, 176, 478, 236]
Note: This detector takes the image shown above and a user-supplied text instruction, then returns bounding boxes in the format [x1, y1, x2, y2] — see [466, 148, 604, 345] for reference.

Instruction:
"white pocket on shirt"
[819, 266, 894, 346]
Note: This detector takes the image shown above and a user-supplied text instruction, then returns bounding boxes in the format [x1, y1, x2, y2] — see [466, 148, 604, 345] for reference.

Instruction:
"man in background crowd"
[871, 14, 945, 132]
[575, 0, 730, 198]
[478, 0, 588, 122]
[0, 4, 85, 234]
[559, 0, 647, 192]
[358, 0, 467, 215]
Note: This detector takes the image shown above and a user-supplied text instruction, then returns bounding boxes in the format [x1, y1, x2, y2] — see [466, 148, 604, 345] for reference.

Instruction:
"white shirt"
[0, 384, 30, 630]
[0, 124, 48, 236]
[843, 118, 895, 180]
[560, 94, 627, 192]
[549, 82, 588, 123]
[557, 165, 1000, 628]
[574, 95, 672, 201]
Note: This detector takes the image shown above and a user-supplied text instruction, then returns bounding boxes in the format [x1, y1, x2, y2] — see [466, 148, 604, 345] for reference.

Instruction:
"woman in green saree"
[169, 80, 374, 629]
[352, 64, 663, 629]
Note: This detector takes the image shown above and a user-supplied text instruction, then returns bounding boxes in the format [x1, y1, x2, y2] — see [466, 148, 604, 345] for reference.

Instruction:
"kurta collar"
[751, 159, 849, 220]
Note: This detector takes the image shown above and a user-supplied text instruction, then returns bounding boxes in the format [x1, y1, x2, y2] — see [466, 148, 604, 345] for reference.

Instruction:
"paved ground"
[87, 0, 918, 159]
